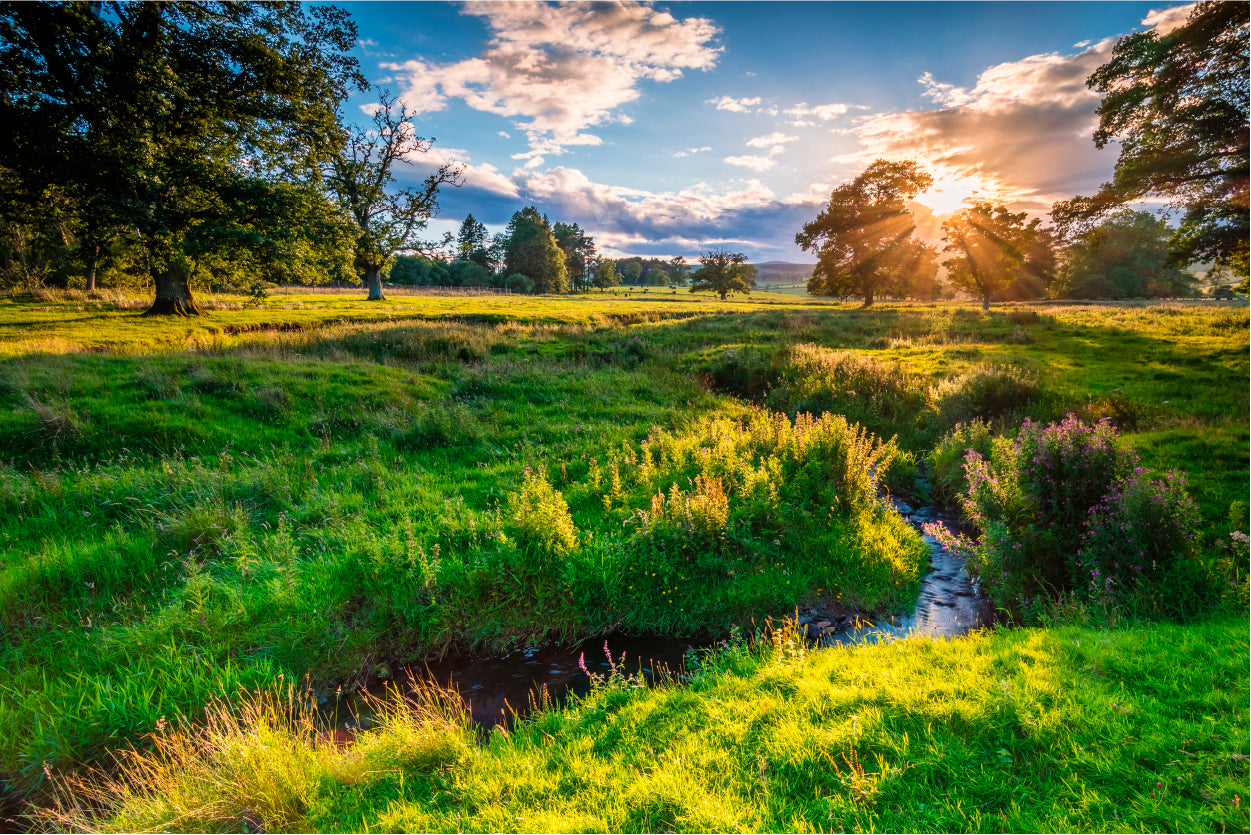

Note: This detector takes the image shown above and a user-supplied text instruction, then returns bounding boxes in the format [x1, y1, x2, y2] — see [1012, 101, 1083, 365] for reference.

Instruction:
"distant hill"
[754, 261, 814, 286]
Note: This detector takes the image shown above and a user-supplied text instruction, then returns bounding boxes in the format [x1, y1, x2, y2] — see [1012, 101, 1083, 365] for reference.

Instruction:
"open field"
[0, 289, 1246, 830]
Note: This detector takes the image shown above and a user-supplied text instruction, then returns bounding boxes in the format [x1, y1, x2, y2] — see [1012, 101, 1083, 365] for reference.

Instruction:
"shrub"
[768, 344, 928, 432]
[931, 363, 1040, 427]
[701, 346, 777, 399]
[929, 415, 1206, 620]
[505, 273, 534, 295]
[506, 469, 578, 558]
[1076, 470, 1201, 616]
[927, 420, 995, 507]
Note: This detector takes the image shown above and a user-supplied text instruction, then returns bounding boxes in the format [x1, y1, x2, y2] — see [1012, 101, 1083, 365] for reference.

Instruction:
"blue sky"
[343, 1, 1194, 262]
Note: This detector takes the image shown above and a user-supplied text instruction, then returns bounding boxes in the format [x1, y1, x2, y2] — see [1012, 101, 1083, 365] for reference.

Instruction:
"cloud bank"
[383, 1, 721, 163]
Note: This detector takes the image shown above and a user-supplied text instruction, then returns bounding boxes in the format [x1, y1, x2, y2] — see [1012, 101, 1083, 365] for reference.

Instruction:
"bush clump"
[507, 469, 579, 559]
[927, 415, 1207, 620]
[931, 363, 1040, 427]
[926, 420, 995, 507]
[767, 344, 928, 434]
[1076, 470, 1201, 616]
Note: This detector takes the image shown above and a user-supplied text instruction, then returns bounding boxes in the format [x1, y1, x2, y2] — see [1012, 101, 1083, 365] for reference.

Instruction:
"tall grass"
[47, 617, 1251, 834]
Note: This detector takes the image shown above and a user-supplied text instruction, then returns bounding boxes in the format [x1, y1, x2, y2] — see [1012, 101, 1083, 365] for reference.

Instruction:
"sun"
[915, 171, 999, 216]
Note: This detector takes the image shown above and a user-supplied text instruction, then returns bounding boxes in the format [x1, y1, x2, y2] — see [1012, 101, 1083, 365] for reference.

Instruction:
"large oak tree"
[796, 159, 933, 307]
[689, 249, 755, 300]
[1052, 2, 1249, 276]
[0, 2, 365, 314]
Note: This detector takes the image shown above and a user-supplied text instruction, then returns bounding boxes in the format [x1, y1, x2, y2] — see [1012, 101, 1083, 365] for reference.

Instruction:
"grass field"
[0, 287, 1246, 831]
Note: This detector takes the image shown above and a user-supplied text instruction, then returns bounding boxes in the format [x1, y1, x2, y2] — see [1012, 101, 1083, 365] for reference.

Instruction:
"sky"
[343, 1, 1195, 263]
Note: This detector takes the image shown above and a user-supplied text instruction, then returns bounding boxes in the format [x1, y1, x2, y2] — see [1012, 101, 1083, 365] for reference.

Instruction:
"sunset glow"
[914, 171, 1003, 217]
[342, 1, 1194, 260]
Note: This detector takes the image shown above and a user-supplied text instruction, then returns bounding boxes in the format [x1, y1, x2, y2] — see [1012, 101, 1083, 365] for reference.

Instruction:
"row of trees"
[798, 2, 1247, 308]
[391, 211, 751, 300]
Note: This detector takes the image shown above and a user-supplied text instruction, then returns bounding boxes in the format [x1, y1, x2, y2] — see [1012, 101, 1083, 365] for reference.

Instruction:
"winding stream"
[331, 499, 988, 738]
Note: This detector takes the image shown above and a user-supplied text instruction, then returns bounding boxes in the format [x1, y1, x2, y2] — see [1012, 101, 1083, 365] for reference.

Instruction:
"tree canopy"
[1053, 209, 1194, 298]
[942, 203, 1055, 310]
[593, 259, 620, 290]
[504, 207, 567, 294]
[689, 249, 755, 300]
[0, 1, 365, 314]
[326, 92, 461, 301]
[457, 214, 490, 269]
[796, 159, 933, 307]
[553, 222, 595, 291]
[1052, 2, 1249, 276]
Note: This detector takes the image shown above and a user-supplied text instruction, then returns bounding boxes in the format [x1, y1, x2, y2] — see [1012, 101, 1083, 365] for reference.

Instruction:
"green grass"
[1, 289, 1247, 829]
[51, 617, 1250, 833]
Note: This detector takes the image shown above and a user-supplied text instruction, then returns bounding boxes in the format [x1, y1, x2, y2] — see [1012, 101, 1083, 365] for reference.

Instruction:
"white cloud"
[724, 154, 777, 171]
[383, 2, 721, 156]
[746, 132, 798, 149]
[1142, 3, 1196, 35]
[498, 130, 511, 139]
[403, 144, 520, 198]
[784, 102, 852, 121]
[673, 146, 712, 158]
[708, 95, 761, 113]
[513, 166, 796, 253]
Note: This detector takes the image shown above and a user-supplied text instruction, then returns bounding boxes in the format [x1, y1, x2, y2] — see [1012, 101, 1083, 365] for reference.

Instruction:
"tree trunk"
[85, 244, 98, 293]
[719, 289, 727, 300]
[862, 286, 875, 308]
[146, 264, 203, 316]
[365, 265, 384, 300]
[982, 294, 991, 312]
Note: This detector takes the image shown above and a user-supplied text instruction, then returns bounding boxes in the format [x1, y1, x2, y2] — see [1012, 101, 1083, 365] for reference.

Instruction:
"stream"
[328, 498, 988, 740]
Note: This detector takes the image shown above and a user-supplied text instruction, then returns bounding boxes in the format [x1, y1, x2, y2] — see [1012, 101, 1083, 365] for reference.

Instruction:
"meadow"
[0, 287, 1246, 831]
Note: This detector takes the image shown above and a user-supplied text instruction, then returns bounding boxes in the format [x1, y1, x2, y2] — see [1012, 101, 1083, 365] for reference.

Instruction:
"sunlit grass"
[48, 617, 1250, 834]
[0, 292, 1245, 828]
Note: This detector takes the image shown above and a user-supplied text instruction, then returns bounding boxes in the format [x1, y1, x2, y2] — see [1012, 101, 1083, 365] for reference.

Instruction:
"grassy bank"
[50, 617, 1250, 833]
[1, 290, 1246, 824]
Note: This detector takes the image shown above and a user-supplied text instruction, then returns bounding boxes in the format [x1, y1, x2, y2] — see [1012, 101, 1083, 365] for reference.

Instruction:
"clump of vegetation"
[927, 415, 1216, 620]
[930, 363, 1041, 427]
[768, 343, 928, 435]
[507, 469, 579, 558]
[926, 420, 996, 507]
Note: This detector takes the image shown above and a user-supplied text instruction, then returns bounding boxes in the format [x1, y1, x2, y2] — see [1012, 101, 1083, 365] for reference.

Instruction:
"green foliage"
[455, 214, 490, 268]
[1054, 210, 1196, 299]
[1077, 470, 1203, 616]
[927, 420, 996, 506]
[507, 469, 579, 558]
[326, 93, 461, 301]
[942, 203, 1056, 309]
[931, 363, 1041, 427]
[592, 259, 620, 290]
[553, 222, 595, 291]
[0, 2, 366, 313]
[504, 207, 568, 294]
[797, 159, 933, 306]
[768, 343, 929, 436]
[448, 259, 490, 288]
[688, 249, 756, 300]
[1054, 2, 1249, 275]
[931, 415, 1216, 621]
[505, 273, 535, 294]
